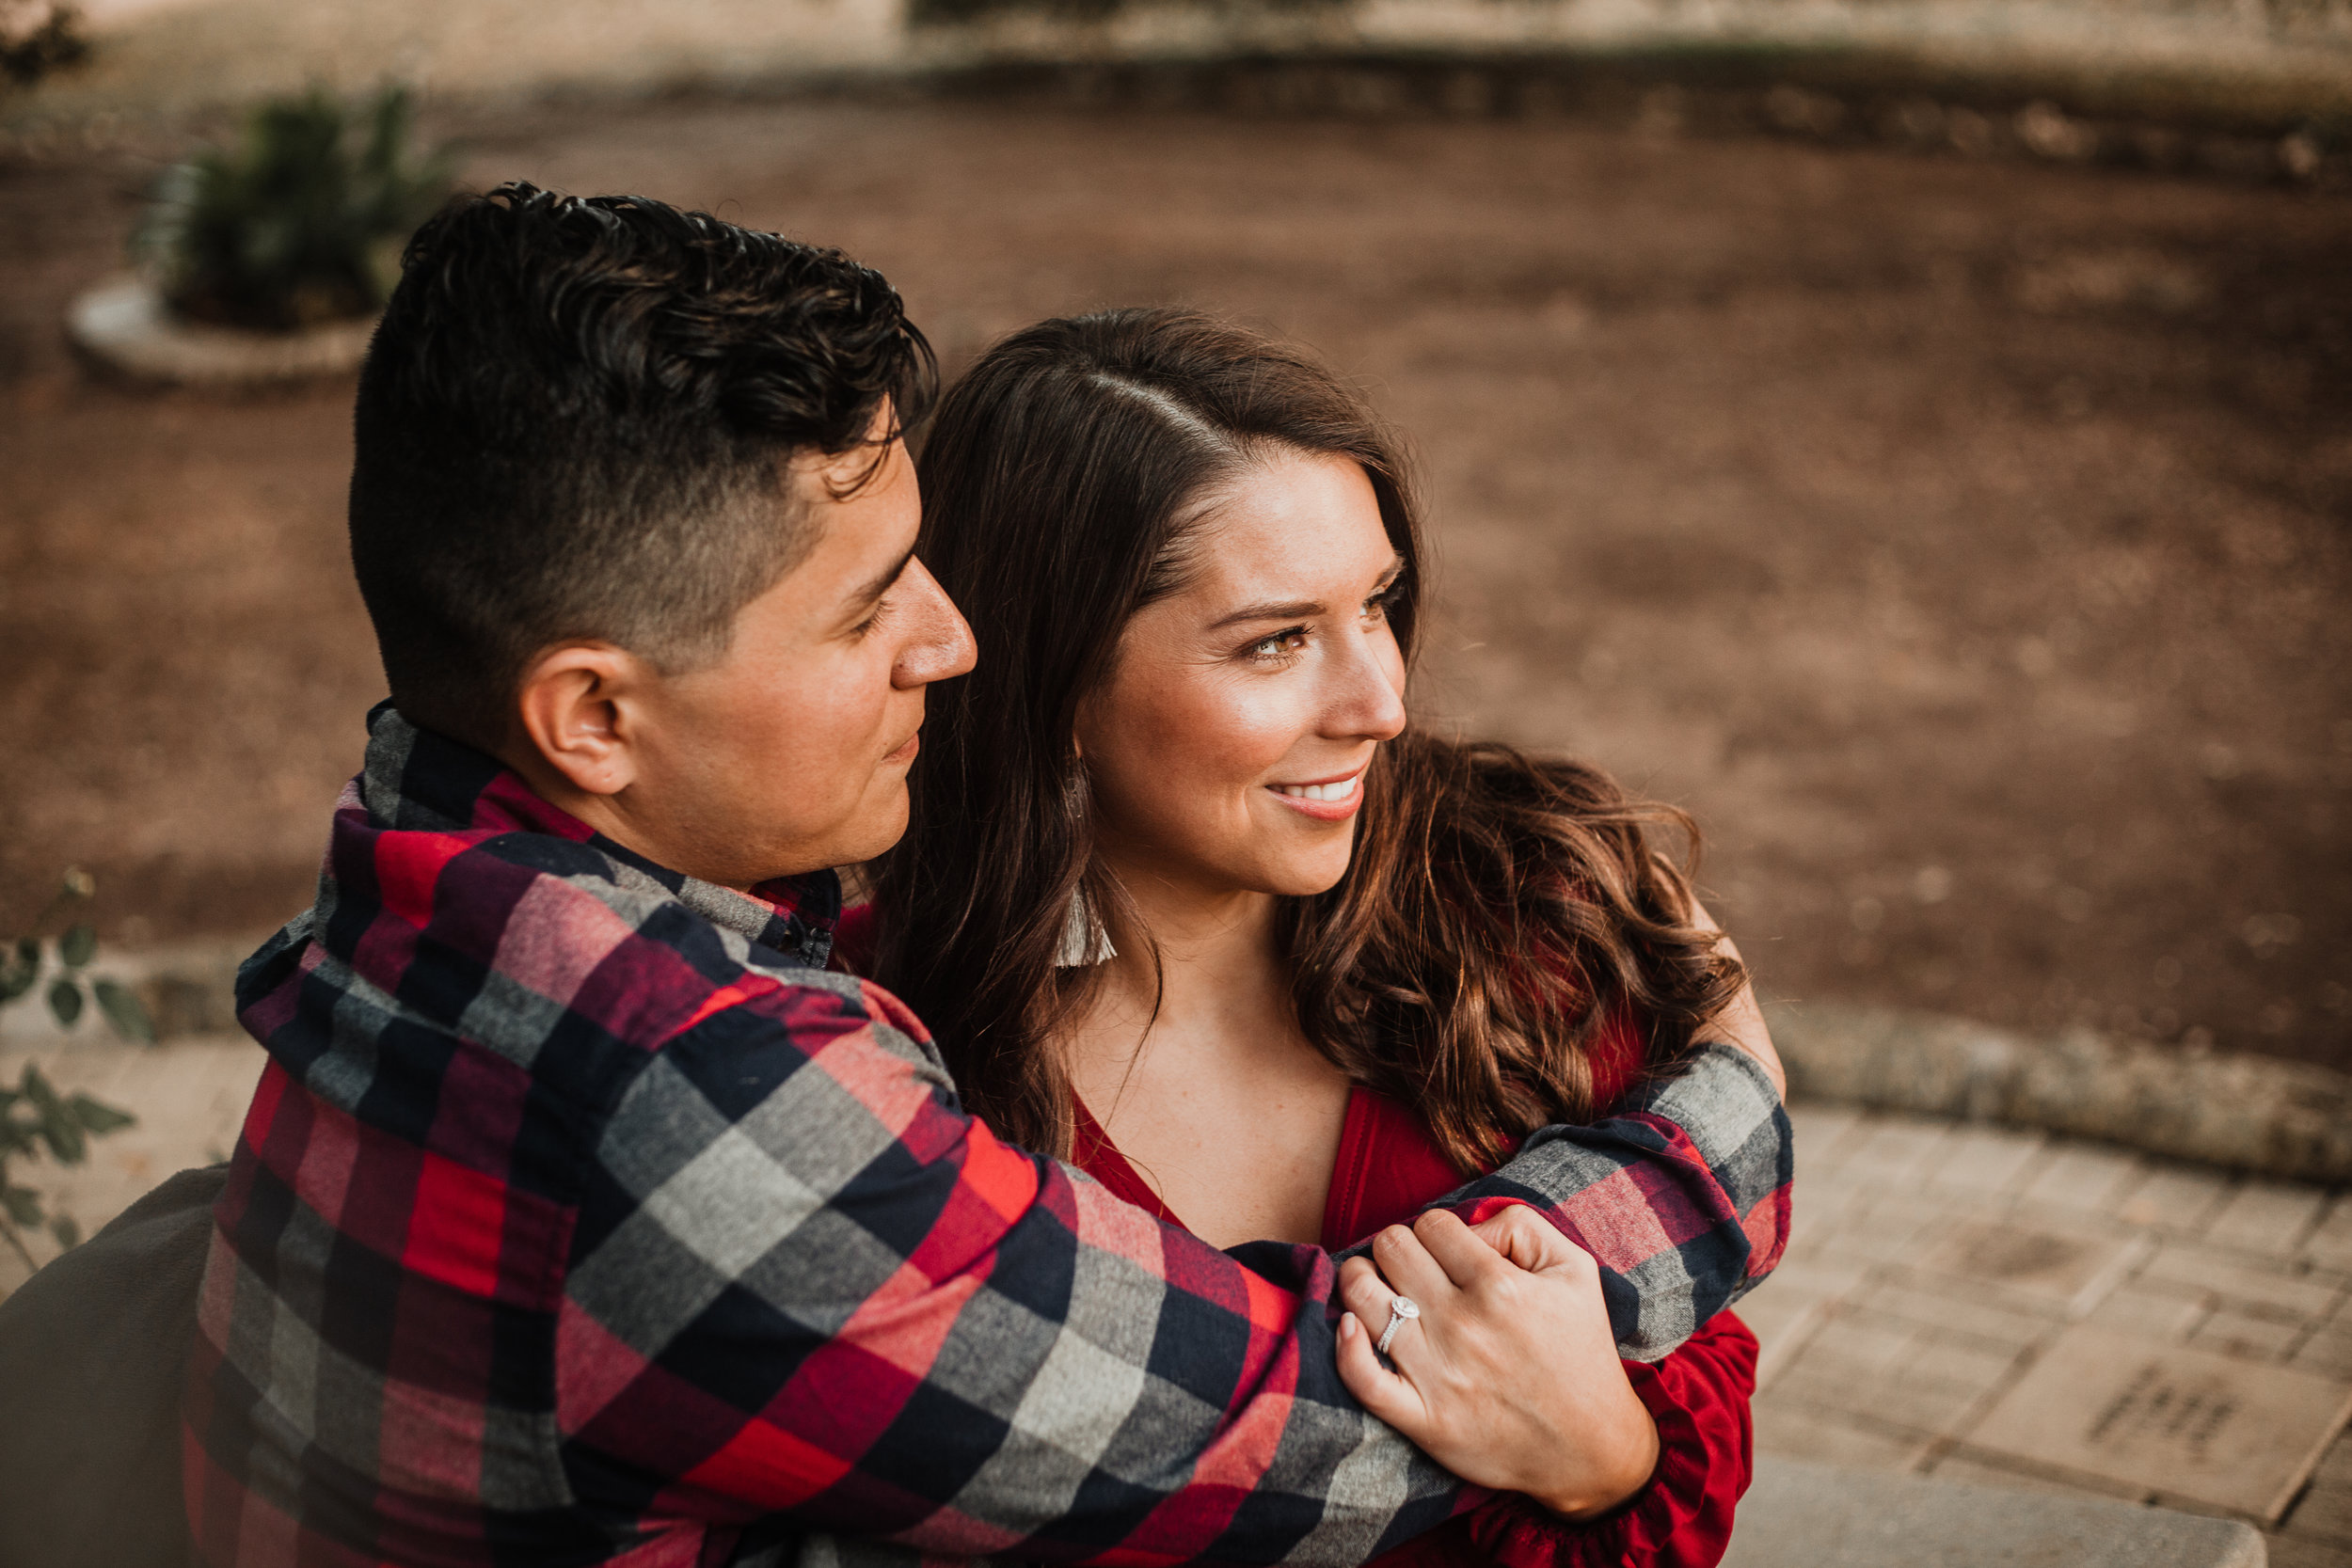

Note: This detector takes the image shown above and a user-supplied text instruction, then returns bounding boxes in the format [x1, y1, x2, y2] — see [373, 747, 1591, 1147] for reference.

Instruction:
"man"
[183, 183, 1789, 1567]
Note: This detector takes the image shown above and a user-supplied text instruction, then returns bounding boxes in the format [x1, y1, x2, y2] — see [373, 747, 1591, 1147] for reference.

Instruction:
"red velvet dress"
[834, 907, 1756, 1568]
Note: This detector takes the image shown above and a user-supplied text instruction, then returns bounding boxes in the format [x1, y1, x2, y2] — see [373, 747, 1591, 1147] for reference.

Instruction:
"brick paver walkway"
[1763, 1103, 2352, 1566]
[4, 1035, 2346, 1561]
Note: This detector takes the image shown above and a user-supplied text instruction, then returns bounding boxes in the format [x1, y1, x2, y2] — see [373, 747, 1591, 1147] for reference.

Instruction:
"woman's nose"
[1327, 627, 1407, 742]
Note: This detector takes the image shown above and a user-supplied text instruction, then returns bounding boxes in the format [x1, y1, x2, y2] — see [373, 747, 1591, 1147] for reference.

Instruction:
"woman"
[846, 309, 1772, 1566]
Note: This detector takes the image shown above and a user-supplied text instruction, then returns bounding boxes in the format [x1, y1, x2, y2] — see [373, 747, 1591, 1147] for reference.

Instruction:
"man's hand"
[1333, 1205, 1659, 1520]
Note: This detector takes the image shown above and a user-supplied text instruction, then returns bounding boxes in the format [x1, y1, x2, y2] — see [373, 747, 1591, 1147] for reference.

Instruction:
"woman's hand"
[1334, 1205, 1659, 1520]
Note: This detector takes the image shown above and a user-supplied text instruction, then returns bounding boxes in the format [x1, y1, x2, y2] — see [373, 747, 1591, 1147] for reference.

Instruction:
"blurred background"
[0, 0, 2346, 1075]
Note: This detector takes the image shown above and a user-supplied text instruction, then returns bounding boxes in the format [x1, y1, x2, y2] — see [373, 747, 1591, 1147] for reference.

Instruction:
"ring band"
[1375, 1294, 1420, 1357]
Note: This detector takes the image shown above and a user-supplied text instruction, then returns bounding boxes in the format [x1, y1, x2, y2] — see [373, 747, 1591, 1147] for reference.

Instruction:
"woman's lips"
[884, 730, 921, 765]
[1265, 770, 1362, 821]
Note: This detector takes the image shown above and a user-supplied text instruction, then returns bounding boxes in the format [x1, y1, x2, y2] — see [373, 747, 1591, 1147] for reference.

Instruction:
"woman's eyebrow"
[1206, 598, 1324, 631]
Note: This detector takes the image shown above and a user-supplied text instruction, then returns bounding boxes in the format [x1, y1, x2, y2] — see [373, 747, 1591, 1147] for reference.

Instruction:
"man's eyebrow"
[846, 546, 917, 616]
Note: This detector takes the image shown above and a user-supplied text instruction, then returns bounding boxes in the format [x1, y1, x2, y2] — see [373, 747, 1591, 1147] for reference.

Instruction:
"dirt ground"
[1, 96, 2346, 1069]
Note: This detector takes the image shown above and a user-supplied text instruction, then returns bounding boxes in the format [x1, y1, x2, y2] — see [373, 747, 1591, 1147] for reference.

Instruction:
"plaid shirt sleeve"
[562, 967, 1789, 1565]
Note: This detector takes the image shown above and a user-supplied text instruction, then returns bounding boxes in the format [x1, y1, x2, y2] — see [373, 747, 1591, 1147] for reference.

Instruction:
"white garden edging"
[66, 277, 374, 387]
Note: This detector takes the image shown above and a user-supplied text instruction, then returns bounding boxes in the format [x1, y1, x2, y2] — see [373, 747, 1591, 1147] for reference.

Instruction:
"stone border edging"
[66, 277, 374, 387]
[8, 940, 2344, 1183]
[1767, 1000, 2352, 1183]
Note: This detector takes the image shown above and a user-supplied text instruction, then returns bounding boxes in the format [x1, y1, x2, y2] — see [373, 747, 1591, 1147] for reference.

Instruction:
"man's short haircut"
[349, 182, 935, 746]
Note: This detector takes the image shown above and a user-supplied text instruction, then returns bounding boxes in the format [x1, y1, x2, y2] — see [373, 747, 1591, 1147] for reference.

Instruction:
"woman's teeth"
[1276, 776, 1359, 802]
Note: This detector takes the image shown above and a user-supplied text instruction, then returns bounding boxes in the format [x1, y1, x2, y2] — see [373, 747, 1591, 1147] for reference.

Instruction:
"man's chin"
[815, 794, 914, 876]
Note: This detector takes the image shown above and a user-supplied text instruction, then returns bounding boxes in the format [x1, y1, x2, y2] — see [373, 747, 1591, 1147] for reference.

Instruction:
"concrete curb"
[65, 277, 374, 388]
[8, 938, 2344, 1184]
[1768, 999, 2352, 1184]
[1722, 1456, 2267, 1568]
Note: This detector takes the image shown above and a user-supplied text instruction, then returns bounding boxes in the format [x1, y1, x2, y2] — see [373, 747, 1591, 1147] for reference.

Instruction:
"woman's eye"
[1248, 628, 1310, 660]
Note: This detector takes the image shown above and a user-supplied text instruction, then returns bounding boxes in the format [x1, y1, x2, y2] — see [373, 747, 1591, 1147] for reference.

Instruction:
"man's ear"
[513, 643, 644, 798]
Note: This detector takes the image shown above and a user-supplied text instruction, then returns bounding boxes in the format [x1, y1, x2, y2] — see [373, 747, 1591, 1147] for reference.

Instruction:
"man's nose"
[894, 557, 978, 687]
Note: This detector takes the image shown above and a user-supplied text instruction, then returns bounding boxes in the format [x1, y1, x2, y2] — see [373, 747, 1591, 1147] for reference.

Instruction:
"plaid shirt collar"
[360, 700, 839, 969]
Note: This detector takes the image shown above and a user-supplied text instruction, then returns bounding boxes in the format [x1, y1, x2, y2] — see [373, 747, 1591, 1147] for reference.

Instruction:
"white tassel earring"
[1053, 883, 1117, 968]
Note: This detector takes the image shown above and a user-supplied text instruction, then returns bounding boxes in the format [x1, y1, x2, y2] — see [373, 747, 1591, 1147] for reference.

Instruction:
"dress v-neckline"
[1069, 1087, 1380, 1252]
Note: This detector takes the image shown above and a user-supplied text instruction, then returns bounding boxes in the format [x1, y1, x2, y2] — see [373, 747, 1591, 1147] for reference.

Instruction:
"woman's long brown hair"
[874, 308, 1743, 1170]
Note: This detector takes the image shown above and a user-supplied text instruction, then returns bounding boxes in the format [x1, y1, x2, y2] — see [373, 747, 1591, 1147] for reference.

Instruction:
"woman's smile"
[1267, 768, 1365, 820]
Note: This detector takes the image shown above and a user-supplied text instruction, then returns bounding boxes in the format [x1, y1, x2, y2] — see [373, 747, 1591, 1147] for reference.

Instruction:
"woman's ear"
[513, 643, 644, 798]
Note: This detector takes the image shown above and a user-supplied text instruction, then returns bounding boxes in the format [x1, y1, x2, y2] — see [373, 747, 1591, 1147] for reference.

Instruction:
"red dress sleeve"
[1331, 1009, 1756, 1568]
[829, 902, 881, 975]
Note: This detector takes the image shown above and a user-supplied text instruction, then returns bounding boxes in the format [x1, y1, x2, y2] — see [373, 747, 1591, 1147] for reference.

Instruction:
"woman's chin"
[1251, 845, 1358, 900]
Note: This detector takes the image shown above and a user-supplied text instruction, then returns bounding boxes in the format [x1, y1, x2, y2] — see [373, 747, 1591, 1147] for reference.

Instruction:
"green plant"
[1, 866, 154, 1043]
[135, 83, 454, 332]
[0, 1, 87, 91]
[0, 1063, 133, 1269]
[1, 868, 145, 1270]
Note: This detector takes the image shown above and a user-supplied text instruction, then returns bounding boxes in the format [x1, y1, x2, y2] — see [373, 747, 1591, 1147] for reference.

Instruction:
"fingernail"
[1339, 1315, 1359, 1342]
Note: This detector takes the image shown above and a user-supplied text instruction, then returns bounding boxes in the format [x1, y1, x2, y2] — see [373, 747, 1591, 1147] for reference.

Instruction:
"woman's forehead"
[1183, 453, 1395, 600]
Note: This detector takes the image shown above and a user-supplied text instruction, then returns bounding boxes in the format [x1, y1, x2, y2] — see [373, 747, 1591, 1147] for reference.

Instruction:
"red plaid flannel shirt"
[183, 705, 1791, 1568]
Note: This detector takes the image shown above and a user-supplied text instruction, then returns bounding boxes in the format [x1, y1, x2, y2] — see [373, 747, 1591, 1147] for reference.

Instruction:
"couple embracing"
[181, 183, 1791, 1568]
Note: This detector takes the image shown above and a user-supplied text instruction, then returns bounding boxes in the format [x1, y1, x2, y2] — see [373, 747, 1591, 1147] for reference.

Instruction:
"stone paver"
[2310, 1200, 2352, 1273]
[1963, 1324, 2352, 1521]
[6, 1034, 2351, 1563]
[2020, 1144, 2146, 1212]
[1923, 1126, 2047, 1198]
[1743, 1101, 2352, 1563]
[2208, 1181, 2333, 1259]
[2118, 1165, 2239, 1235]
[2141, 1240, 2347, 1323]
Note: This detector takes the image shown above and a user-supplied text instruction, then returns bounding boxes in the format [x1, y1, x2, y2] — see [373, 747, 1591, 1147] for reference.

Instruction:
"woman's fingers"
[1411, 1208, 1517, 1291]
[1470, 1203, 1600, 1280]
[1338, 1255, 1396, 1330]
[1333, 1306, 1426, 1428]
[1369, 1222, 1456, 1310]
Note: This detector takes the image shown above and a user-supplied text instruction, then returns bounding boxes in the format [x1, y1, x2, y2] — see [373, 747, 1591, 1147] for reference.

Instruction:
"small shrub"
[0, 1, 87, 92]
[135, 84, 454, 332]
[0, 868, 144, 1271]
[0, 1063, 133, 1269]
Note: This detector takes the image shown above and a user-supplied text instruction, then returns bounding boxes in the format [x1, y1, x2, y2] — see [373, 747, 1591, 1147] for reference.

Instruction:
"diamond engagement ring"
[1375, 1295, 1420, 1357]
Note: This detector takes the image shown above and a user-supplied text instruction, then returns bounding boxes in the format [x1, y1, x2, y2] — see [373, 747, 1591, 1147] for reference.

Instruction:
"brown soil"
[2, 96, 2346, 1069]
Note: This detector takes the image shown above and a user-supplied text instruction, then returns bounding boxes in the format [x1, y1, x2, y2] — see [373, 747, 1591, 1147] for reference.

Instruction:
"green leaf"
[0, 942, 32, 1001]
[46, 976, 83, 1029]
[58, 923, 97, 970]
[24, 1068, 85, 1165]
[49, 1213, 80, 1250]
[1, 1186, 42, 1228]
[68, 1092, 135, 1135]
[92, 978, 155, 1046]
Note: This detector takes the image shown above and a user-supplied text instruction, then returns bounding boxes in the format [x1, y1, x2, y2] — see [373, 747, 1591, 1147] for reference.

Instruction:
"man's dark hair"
[349, 181, 935, 746]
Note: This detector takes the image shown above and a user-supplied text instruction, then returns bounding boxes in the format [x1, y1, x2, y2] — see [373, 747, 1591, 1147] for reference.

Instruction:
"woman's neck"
[1101, 871, 1285, 1022]
[1057, 857, 1352, 1248]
